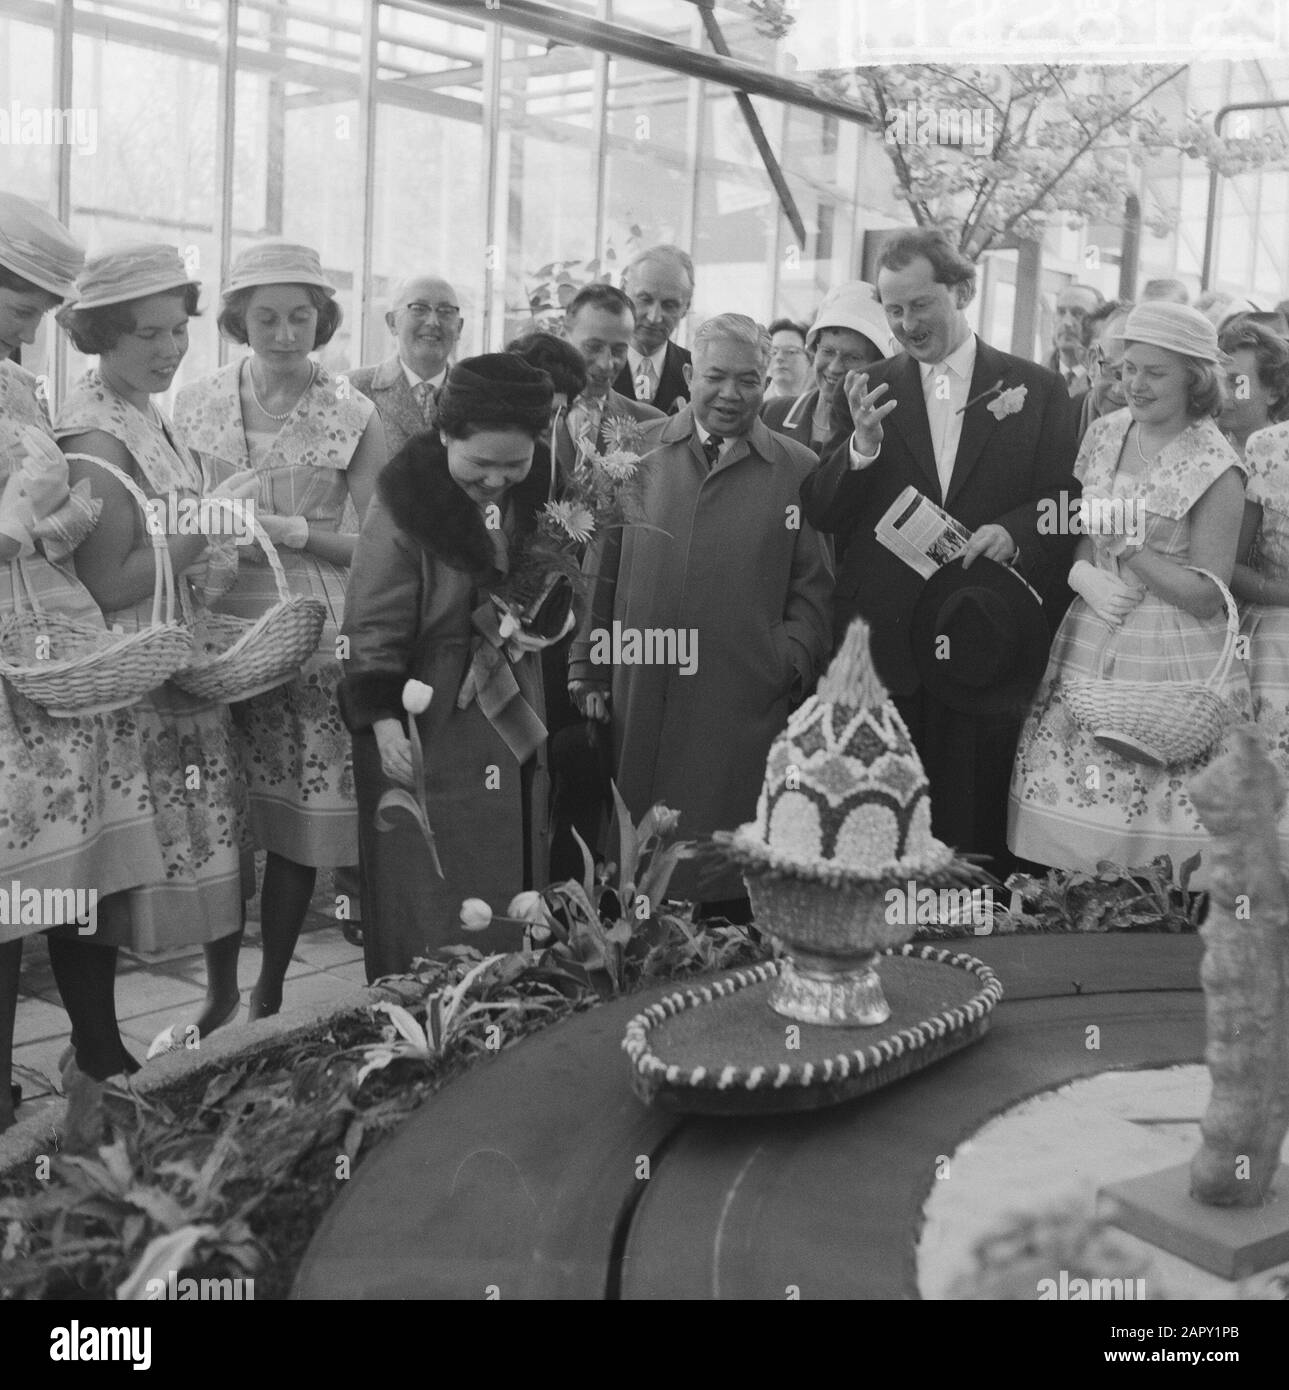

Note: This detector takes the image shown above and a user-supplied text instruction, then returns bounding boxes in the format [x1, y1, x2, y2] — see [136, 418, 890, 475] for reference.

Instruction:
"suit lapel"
[553, 415, 577, 480]
[945, 339, 1004, 508]
[615, 363, 638, 403]
[883, 355, 942, 502]
[661, 343, 689, 414]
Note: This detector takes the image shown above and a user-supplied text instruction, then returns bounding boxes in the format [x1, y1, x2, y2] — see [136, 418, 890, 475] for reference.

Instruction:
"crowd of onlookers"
[6, 178, 1289, 1147]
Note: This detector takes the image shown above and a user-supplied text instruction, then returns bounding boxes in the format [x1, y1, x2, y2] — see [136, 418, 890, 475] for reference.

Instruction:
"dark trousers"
[892, 688, 1023, 881]
[542, 634, 611, 882]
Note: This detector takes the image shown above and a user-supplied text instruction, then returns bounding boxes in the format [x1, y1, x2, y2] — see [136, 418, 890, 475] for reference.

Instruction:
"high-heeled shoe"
[146, 996, 240, 1060]
[60, 1057, 110, 1154]
[246, 985, 284, 1023]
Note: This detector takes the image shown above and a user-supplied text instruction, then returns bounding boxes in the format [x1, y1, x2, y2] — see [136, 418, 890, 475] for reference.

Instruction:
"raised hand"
[843, 371, 897, 460]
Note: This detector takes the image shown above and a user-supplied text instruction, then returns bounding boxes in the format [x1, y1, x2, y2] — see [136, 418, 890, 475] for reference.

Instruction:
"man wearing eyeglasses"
[345, 275, 463, 457]
[613, 244, 695, 415]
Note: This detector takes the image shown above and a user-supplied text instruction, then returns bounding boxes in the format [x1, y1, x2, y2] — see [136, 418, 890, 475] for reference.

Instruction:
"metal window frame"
[23, 0, 881, 373]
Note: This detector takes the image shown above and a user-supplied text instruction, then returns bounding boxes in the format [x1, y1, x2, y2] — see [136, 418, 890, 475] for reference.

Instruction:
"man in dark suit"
[801, 228, 1078, 873]
[344, 274, 462, 457]
[613, 244, 694, 415]
[1045, 281, 1103, 407]
[760, 280, 890, 457]
[547, 283, 663, 880]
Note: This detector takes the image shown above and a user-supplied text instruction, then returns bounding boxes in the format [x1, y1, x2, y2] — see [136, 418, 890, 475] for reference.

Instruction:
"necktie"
[570, 398, 603, 453]
[635, 356, 657, 402]
[702, 433, 724, 469]
[415, 379, 437, 423]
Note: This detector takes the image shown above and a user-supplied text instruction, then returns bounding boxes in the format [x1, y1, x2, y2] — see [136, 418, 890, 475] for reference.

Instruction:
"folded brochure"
[875, 484, 972, 580]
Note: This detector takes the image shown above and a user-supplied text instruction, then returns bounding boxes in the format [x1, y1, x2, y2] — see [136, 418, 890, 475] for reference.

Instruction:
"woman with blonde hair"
[1009, 302, 1250, 881]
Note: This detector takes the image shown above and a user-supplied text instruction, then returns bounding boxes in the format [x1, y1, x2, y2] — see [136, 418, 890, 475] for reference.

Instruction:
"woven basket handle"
[1188, 566, 1240, 692]
[1090, 564, 1240, 689]
[175, 500, 294, 624]
[5, 552, 43, 618]
[62, 452, 175, 628]
[249, 510, 294, 605]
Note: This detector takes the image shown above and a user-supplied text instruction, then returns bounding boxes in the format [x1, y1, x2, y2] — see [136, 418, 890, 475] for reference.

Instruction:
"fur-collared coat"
[339, 435, 550, 977]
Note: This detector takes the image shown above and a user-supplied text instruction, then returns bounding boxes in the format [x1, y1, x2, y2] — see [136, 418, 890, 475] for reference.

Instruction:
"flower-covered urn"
[715, 619, 981, 1025]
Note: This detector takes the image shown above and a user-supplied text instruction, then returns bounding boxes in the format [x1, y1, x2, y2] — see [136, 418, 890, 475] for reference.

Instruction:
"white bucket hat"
[806, 281, 891, 359]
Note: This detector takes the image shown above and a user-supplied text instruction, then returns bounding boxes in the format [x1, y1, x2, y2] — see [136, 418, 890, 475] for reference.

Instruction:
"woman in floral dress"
[0, 203, 172, 1137]
[175, 241, 384, 1018]
[1008, 303, 1250, 885]
[56, 244, 257, 1043]
[1229, 327, 1289, 837]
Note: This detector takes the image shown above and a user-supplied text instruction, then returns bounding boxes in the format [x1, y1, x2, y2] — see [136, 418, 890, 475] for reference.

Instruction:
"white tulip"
[459, 898, 493, 930]
[402, 680, 434, 715]
[506, 890, 546, 921]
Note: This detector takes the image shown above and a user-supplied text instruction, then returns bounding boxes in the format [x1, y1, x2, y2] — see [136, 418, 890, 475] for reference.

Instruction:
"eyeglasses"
[402, 302, 460, 322]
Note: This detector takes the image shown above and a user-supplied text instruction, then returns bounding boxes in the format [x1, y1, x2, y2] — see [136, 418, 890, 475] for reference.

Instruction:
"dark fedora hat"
[910, 557, 1050, 716]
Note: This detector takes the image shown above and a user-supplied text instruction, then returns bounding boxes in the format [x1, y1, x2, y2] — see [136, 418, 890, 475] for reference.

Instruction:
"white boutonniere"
[986, 385, 1028, 420]
[957, 379, 1028, 419]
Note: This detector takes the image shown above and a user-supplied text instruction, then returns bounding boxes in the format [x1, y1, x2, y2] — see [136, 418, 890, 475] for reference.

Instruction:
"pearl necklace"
[248, 358, 315, 421]
[1132, 424, 1178, 468]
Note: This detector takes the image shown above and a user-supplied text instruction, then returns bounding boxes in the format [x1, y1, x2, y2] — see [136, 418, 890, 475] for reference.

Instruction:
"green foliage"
[0, 803, 765, 1299]
[520, 229, 642, 321]
[520, 789, 769, 999]
[0, 1091, 268, 1300]
[1001, 854, 1205, 935]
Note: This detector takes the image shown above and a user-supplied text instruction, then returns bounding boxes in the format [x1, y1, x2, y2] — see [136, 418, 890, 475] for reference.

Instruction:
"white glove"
[256, 513, 309, 549]
[1069, 559, 1139, 627]
[0, 426, 70, 551]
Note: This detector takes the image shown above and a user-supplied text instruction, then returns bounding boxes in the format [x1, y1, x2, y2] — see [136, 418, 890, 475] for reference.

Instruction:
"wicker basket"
[1063, 565, 1239, 769]
[0, 454, 193, 716]
[170, 509, 326, 704]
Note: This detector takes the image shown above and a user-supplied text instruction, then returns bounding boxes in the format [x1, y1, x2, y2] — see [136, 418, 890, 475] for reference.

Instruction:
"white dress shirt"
[849, 333, 977, 499]
[401, 361, 447, 393]
[695, 419, 734, 465]
[921, 333, 976, 497]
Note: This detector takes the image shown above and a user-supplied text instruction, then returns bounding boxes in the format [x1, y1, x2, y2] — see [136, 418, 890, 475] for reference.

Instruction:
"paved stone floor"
[10, 862, 364, 1130]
